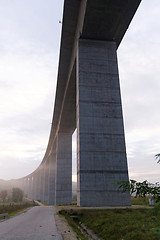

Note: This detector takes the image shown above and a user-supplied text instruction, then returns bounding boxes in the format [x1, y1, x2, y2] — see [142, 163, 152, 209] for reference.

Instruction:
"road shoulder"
[54, 206, 78, 240]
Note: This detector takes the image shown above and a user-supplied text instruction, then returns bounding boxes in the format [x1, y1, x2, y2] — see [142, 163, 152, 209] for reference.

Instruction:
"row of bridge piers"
[11, 40, 131, 207]
[7, 0, 142, 207]
[13, 133, 72, 205]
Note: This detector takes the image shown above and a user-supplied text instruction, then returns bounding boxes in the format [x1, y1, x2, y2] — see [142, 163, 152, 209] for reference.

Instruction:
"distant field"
[0, 200, 38, 220]
[131, 197, 152, 206]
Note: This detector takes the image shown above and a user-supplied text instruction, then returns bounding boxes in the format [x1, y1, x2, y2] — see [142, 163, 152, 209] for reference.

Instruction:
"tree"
[0, 190, 8, 202]
[12, 188, 24, 202]
[116, 155, 160, 203]
[155, 154, 160, 163]
[117, 180, 160, 202]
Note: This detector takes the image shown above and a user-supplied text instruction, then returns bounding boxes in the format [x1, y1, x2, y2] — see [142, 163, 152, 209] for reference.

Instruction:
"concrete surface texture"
[6, 0, 142, 207]
[48, 150, 56, 205]
[55, 133, 72, 205]
[0, 206, 62, 240]
[77, 39, 130, 206]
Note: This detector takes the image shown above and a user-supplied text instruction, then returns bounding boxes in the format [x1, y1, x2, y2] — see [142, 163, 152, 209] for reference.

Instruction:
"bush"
[0, 190, 8, 202]
[12, 188, 24, 202]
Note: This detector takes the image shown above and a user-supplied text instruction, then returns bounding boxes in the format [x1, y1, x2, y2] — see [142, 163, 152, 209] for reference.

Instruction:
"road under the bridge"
[0, 206, 62, 240]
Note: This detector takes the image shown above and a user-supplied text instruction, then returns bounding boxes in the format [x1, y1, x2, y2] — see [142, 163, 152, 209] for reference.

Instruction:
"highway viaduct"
[11, 0, 141, 207]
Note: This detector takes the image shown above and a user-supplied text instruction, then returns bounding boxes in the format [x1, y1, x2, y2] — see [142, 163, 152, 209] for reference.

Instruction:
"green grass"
[0, 200, 38, 220]
[131, 197, 151, 206]
[0, 201, 35, 206]
[60, 206, 160, 240]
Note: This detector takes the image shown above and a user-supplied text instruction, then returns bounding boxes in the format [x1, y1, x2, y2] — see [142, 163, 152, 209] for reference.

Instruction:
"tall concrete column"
[25, 178, 29, 197]
[44, 161, 49, 203]
[48, 144, 56, 205]
[32, 176, 36, 200]
[27, 177, 31, 198]
[55, 133, 72, 205]
[28, 176, 34, 199]
[36, 172, 41, 201]
[39, 167, 45, 202]
[33, 173, 38, 200]
[39, 169, 44, 202]
[76, 39, 130, 206]
[30, 175, 34, 199]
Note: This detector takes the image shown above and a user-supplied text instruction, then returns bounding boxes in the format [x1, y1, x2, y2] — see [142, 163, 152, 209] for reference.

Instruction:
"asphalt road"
[0, 206, 63, 240]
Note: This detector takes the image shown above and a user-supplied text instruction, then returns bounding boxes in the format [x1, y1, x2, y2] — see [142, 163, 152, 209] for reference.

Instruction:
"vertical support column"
[26, 178, 30, 197]
[77, 39, 130, 206]
[34, 173, 39, 200]
[30, 176, 34, 199]
[55, 133, 72, 205]
[44, 161, 49, 203]
[40, 167, 45, 202]
[39, 169, 43, 202]
[32, 175, 36, 200]
[48, 144, 56, 205]
[36, 172, 41, 201]
[28, 178, 31, 197]
[28, 176, 32, 198]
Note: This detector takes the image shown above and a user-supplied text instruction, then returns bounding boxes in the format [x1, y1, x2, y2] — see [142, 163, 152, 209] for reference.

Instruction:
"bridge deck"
[52, 0, 142, 143]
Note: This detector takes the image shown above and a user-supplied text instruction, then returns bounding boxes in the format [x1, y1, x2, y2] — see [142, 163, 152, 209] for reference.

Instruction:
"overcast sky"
[0, 0, 160, 183]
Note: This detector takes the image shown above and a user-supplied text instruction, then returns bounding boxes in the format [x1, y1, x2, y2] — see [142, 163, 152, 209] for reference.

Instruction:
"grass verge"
[59, 206, 160, 240]
[0, 200, 38, 220]
[131, 197, 152, 206]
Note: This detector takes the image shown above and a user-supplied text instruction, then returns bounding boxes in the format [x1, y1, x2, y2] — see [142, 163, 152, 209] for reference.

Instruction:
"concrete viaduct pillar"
[43, 161, 49, 203]
[28, 176, 31, 198]
[28, 177, 32, 198]
[46, 133, 72, 205]
[25, 178, 29, 197]
[12, 40, 130, 207]
[48, 146, 56, 205]
[55, 133, 72, 205]
[22, 179, 26, 195]
[40, 168, 45, 202]
[35, 172, 41, 201]
[76, 39, 130, 206]
[32, 175, 37, 200]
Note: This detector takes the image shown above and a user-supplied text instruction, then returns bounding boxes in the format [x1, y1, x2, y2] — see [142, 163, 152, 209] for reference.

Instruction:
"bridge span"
[11, 0, 141, 206]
